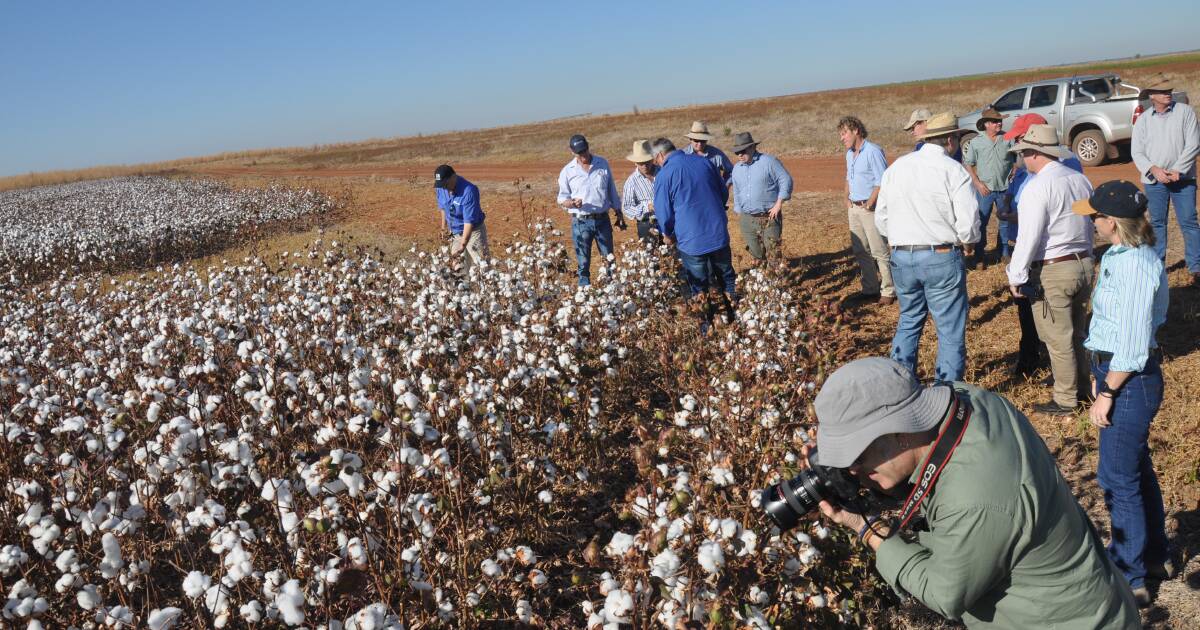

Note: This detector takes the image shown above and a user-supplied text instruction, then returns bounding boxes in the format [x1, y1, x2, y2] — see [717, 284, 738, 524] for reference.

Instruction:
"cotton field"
[0, 176, 335, 283]
[0, 220, 887, 628]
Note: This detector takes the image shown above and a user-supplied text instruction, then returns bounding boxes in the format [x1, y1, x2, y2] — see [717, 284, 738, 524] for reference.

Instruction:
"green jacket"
[875, 384, 1140, 629]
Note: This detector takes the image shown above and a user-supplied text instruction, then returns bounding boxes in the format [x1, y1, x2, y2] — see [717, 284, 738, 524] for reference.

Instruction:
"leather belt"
[1032, 252, 1089, 267]
[892, 244, 959, 253]
[850, 200, 870, 207]
[1089, 348, 1161, 365]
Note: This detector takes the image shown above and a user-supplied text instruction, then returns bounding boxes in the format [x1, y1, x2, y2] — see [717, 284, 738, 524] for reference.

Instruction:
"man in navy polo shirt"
[651, 137, 735, 326]
[434, 164, 489, 271]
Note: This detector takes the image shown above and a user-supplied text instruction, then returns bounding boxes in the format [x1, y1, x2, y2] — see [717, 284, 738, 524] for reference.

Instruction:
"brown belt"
[1032, 252, 1090, 267]
[850, 200, 870, 207]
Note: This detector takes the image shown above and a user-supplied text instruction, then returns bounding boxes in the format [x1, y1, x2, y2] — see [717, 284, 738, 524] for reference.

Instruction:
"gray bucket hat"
[813, 357, 952, 468]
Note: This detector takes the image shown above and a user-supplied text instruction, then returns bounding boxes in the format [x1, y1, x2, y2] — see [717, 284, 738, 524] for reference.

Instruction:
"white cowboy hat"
[1008, 124, 1068, 159]
[684, 121, 715, 141]
[626, 139, 654, 163]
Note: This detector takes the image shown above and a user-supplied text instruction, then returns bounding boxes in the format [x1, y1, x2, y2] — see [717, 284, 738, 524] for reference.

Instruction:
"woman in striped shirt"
[1072, 180, 1172, 607]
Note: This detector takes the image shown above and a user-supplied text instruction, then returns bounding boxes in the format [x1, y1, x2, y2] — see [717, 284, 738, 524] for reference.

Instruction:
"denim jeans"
[681, 244, 734, 326]
[1093, 353, 1169, 588]
[976, 190, 1012, 258]
[889, 247, 968, 381]
[1145, 180, 1200, 272]
[571, 213, 614, 286]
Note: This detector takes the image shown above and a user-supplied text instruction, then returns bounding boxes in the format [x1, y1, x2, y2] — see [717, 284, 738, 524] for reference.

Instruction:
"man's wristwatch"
[1097, 381, 1121, 398]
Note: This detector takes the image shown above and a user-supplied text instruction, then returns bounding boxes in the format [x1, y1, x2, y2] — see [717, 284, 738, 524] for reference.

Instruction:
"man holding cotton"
[807, 357, 1139, 629]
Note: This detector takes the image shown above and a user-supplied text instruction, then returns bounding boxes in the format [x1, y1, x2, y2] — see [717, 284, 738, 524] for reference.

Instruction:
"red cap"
[1004, 113, 1048, 141]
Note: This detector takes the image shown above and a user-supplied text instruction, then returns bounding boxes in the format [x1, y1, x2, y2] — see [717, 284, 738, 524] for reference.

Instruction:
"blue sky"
[1, 1, 1195, 176]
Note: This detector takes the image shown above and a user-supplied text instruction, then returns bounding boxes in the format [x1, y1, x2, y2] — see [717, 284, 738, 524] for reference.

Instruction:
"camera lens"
[760, 467, 832, 531]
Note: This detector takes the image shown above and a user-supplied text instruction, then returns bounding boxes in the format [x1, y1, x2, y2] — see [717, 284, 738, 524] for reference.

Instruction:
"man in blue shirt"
[434, 165, 489, 272]
[556, 134, 627, 287]
[840, 116, 894, 304]
[651, 137, 735, 325]
[730, 131, 793, 263]
[682, 121, 735, 188]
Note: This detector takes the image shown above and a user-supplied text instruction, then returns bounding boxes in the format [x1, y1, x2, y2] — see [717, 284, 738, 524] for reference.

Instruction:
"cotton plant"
[0, 220, 886, 627]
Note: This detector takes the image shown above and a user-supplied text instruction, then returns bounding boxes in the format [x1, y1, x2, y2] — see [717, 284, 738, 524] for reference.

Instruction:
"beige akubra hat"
[1008, 124, 1068, 159]
[684, 121, 715, 141]
[903, 108, 932, 131]
[918, 112, 970, 140]
[626, 139, 654, 163]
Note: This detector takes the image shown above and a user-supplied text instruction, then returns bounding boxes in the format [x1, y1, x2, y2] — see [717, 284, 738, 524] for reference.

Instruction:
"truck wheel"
[958, 132, 977, 160]
[1072, 130, 1107, 167]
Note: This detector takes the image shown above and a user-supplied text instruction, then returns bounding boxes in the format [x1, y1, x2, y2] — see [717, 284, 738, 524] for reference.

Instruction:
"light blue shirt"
[731, 152, 792, 215]
[845, 140, 888, 202]
[1084, 244, 1168, 372]
[683, 144, 735, 186]
[557, 155, 620, 214]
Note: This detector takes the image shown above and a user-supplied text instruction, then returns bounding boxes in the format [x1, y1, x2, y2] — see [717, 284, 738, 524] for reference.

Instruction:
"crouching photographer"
[765, 357, 1140, 629]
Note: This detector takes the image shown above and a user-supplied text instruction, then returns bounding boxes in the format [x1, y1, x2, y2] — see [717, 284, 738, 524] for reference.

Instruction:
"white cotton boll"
[274, 579, 306, 626]
[513, 546, 537, 566]
[808, 593, 827, 608]
[146, 607, 183, 630]
[799, 545, 820, 565]
[480, 559, 501, 577]
[813, 523, 830, 540]
[240, 600, 264, 623]
[749, 585, 770, 605]
[515, 599, 532, 623]
[99, 533, 123, 578]
[602, 589, 634, 624]
[650, 549, 681, 582]
[76, 584, 101, 610]
[697, 540, 725, 575]
[537, 490, 553, 504]
[708, 467, 735, 487]
[528, 569, 548, 588]
[605, 532, 635, 557]
[182, 571, 210, 598]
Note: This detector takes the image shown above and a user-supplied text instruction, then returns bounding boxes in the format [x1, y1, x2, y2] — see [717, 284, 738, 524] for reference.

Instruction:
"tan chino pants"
[848, 205, 894, 297]
[1028, 256, 1093, 407]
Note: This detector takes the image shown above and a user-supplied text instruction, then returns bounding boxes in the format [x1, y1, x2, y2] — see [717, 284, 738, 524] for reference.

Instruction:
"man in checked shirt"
[621, 140, 662, 246]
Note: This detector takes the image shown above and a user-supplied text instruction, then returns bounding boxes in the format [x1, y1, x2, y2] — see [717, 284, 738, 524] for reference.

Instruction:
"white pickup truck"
[958, 73, 1189, 167]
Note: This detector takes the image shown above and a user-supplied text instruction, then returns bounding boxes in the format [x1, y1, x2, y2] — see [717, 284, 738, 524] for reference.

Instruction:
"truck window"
[1029, 85, 1058, 108]
[1073, 79, 1112, 101]
[993, 88, 1027, 112]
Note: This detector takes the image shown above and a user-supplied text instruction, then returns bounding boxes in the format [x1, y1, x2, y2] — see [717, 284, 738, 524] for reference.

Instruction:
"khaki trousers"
[738, 212, 782, 261]
[847, 205, 894, 297]
[461, 223, 490, 272]
[1029, 257, 1093, 407]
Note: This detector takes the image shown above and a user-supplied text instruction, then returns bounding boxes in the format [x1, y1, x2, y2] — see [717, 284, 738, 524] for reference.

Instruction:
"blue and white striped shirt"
[621, 168, 655, 221]
[1084, 244, 1169, 372]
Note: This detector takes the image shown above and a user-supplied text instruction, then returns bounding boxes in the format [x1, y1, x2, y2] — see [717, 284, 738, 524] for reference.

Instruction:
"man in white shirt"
[1005, 124, 1095, 415]
[875, 112, 979, 381]
[557, 134, 627, 287]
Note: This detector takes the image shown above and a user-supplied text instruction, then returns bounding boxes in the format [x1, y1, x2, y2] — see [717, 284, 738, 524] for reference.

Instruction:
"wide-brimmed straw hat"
[730, 132, 760, 153]
[813, 357, 953, 469]
[918, 112, 969, 140]
[1008, 124, 1068, 159]
[975, 107, 1008, 131]
[903, 108, 932, 131]
[626, 140, 654, 163]
[685, 121, 715, 141]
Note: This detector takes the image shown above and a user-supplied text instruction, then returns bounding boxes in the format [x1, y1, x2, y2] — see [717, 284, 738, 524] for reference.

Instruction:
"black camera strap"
[896, 392, 971, 530]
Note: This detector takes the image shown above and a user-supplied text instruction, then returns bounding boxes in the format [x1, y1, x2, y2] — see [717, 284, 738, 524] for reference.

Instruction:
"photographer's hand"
[818, 501, 890, 551]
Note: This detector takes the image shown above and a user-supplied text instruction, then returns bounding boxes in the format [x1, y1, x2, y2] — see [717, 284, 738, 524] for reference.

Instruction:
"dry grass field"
[6, 50, 1200, 627]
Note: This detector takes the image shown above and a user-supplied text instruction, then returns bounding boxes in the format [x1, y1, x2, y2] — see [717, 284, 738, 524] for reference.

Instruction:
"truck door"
[1026, 84, 1060, 131]
[992, 87, 1028, 133]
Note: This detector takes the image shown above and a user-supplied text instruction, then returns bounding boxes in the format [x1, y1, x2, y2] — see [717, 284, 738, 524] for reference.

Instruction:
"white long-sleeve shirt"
[875, 144, 979, 246]
[557, 156, 620, 215]
[1005, 160, 1094, 286]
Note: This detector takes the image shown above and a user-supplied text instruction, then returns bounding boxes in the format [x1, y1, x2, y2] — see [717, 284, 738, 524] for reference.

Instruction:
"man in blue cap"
[434, 164, 489, 271]
[557, 134, 627, 286]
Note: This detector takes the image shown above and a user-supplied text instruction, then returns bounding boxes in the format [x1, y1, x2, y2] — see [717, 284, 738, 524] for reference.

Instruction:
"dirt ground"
[187, 149, 1200, 628]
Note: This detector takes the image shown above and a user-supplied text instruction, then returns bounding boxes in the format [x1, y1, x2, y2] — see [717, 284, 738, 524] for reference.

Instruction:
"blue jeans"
[1093, 353, 1169, 589]
[889, 248, 968, 381]
[976, 190, 1012, 257]
[571, 214, 614, 286]
[677, 245, 737, 298]
[1145, 180, 1200, 272]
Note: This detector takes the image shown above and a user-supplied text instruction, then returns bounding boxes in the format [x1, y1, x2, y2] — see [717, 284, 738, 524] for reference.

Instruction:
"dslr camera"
[759, 449, 869, 531]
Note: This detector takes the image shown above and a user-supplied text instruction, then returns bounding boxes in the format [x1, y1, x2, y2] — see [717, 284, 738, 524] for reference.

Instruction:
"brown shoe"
[878, 296, 896, 305]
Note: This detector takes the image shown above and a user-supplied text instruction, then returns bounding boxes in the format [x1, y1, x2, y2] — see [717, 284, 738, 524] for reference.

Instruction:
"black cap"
[1072, 180, 1147, 219]
[433, 164, 455, 189]
[569, 134, 589, 154]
